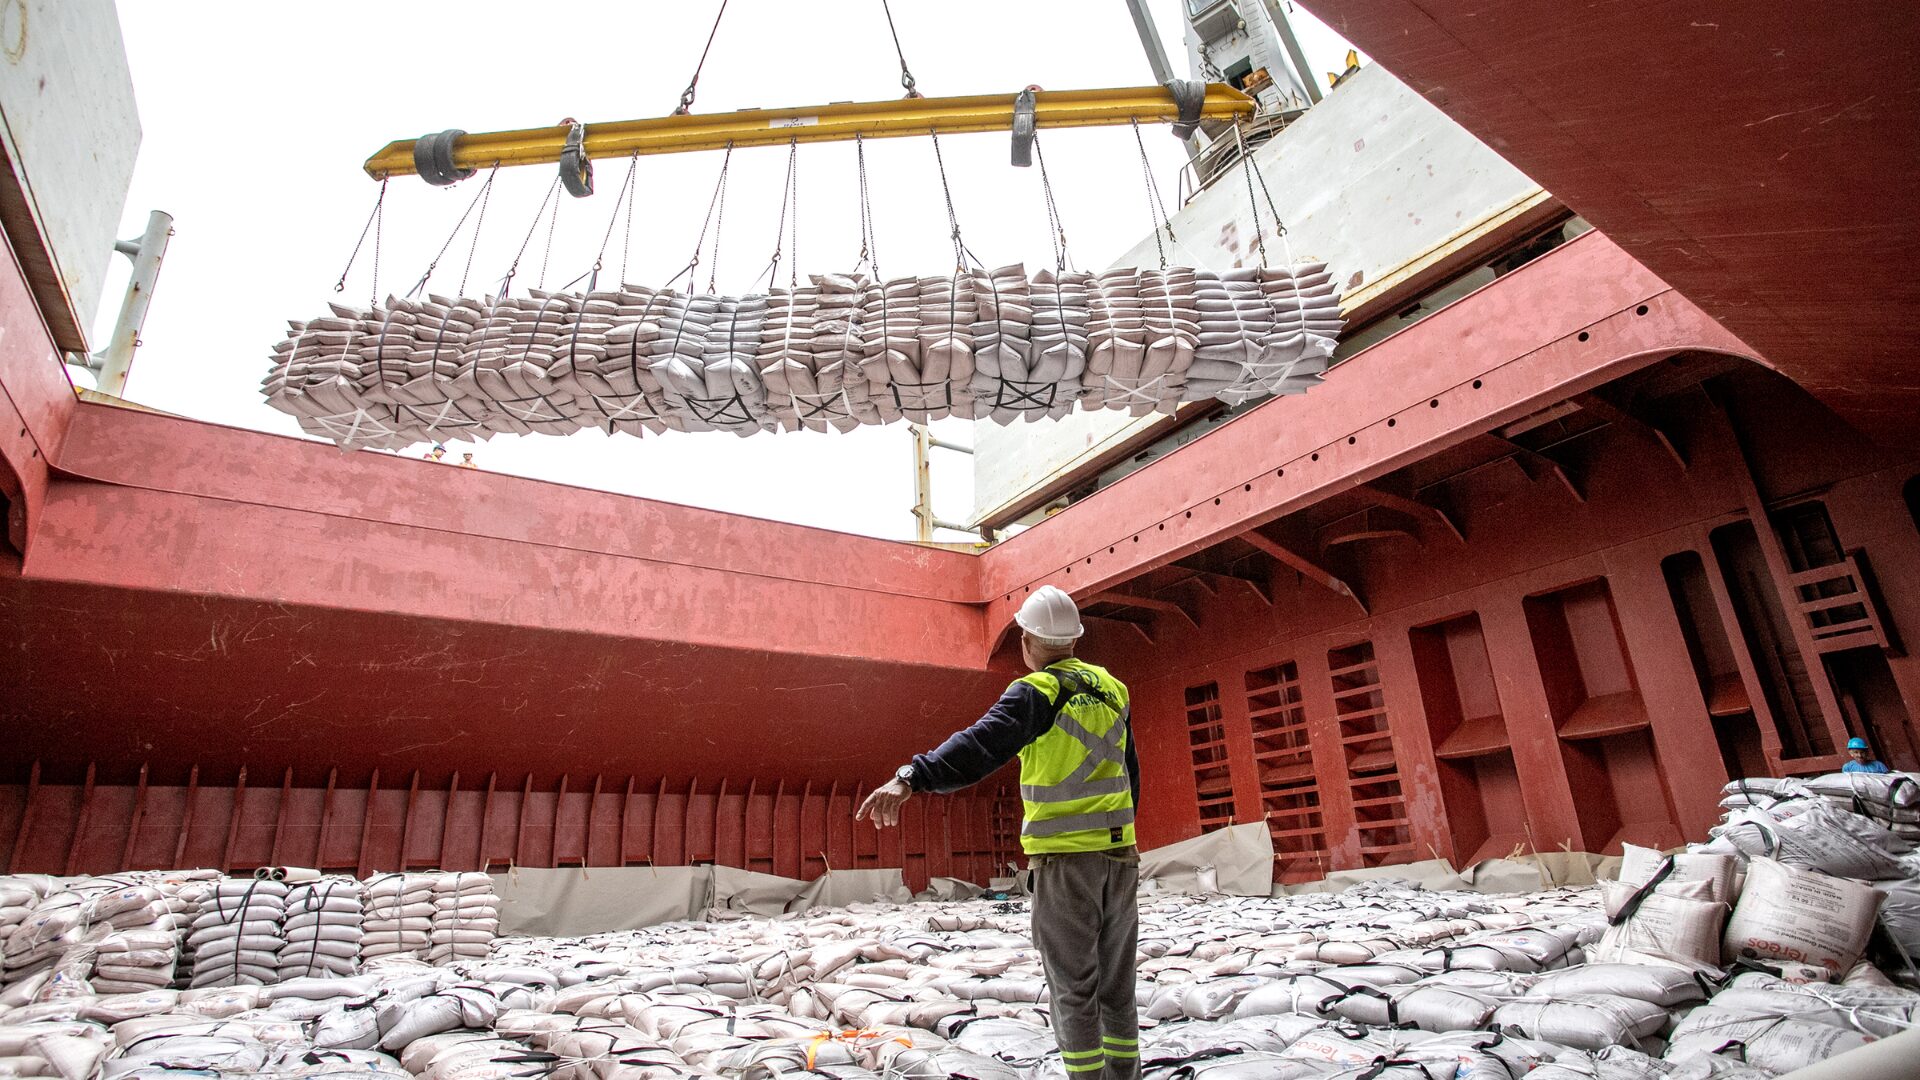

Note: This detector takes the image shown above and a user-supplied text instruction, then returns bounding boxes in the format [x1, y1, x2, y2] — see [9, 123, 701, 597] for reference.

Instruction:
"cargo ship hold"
[2, 0, 1916, 898]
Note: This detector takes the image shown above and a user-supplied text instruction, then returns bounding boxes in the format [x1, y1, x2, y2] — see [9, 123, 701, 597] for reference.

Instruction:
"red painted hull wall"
[1103, 374, 1920, 876]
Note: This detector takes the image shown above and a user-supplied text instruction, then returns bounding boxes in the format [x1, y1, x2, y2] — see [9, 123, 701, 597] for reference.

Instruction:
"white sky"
[94, 1, 1356, 542]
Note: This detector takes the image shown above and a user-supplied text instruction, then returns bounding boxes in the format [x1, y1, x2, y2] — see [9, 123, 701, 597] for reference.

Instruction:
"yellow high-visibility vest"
[1014, 660, 1134, 854]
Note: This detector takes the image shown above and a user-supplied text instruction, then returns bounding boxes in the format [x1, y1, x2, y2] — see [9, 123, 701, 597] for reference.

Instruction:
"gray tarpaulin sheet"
[916, 877, 987, 901]
[711, 867, 811, 916]
[494, 836, 1619, 936]
[491, 866, 713, 936]
[493, 867, 921, 935]
[787, 869, 913, 912]
[1277, 852, 1624, 896]
[1138, 822, 1276, 897]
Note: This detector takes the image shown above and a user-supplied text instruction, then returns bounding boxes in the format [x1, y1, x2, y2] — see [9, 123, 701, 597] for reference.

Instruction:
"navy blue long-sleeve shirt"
[908, 677, 1140, 809]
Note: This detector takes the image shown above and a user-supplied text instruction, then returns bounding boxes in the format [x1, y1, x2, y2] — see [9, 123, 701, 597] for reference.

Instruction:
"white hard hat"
[1015, 585, 1084, 646]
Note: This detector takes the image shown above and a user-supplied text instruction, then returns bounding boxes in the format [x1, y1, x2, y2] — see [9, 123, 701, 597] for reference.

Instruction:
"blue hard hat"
[1847, 737, 1870, 751]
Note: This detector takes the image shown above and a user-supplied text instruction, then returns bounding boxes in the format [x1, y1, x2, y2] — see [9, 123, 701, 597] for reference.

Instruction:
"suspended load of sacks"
[262, 263, 1342, 449]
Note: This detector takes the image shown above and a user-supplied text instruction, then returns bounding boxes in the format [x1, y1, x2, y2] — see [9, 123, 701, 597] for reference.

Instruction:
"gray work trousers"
[1030, 848, 1140, 1080]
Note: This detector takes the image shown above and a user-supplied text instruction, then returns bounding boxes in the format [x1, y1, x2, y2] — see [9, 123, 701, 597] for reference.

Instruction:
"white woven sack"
[1665, 1006, 1868, 1073]
[1488, 995, 1669, 1050]
[1723, 857, 1882, 973]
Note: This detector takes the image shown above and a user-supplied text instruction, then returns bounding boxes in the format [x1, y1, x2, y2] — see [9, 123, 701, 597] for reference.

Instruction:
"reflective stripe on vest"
[1024, 806, 1136, 838]
[1016, 662, 1134, 848]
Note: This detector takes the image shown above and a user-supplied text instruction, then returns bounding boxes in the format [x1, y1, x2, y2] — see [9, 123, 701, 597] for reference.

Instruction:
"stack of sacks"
[669, 293, 771, 435]
[545, 286, 618, 401]
[365, 294, 495, 443]
[259, 973, 380, 1023]
[639, 294, 712, 433]
[0, 1021, 112, 1080]
[454, 292, 584, 436]
[1179, 268, 1281, 405]
[619, 995, 820, 1070]
[638, 292, 711, 432]
[1023, 270, 1100, 415]
[1243, 260, 1341, 398]
[399, 1031, 531, 1080]
[363, 874, 436, 963]
[1664, 977, 1888, 1075]
[262, 309, 408, 451]
[1083, 268, 1199, 416]
[158, 873, 217, 989]
[758, 278, 825, 431]
[82, 879, 191, 995]
[1699, 770, 1920, 971]
[310, 970, 449, 1050]
[279, 877, 365, 980]
[0, 877, 49, 981]
[1805, 770, 1920, 842]
[970, 264, 1078, 423]
[374, 981, 533, 1052]
[860, 275, 978, 423]
[760, 274, 874, 433]
[2, 884, 94, 998]
[572, 285, 672, 436]
[428, 873, 500, 966]
[267, 261, 1344, 448]
[1590, 845, 1738, 973]
[185, 877, 285, 988]
[1713, 797, 1909, 880]
[812, 273, 883, 428]
[102, 1013, 306, 1077]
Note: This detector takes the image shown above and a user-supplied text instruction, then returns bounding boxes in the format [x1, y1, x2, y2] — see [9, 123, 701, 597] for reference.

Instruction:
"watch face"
[896, 766, 915, 782]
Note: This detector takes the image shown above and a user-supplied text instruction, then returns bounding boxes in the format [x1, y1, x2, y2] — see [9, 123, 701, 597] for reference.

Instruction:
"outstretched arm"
[857, 681, 1054, 827]
[910, 682, 1054, 793]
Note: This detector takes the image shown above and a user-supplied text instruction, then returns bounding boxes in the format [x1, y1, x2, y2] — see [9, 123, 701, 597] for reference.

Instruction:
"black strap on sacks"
[1157, 1047, 1242, 1080]
[1607, 856, 1677, 927]
[1165, 79, 1207, 140]
[1331, 984, 1402, 1028]
[993, 379, 1058, 411]
[1358, 1059, 1434, 1080]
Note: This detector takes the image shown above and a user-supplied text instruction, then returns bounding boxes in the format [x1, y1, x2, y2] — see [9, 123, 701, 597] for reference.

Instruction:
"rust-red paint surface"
[1296, 0, 1920, 446]
[5, 154, 1918, 879]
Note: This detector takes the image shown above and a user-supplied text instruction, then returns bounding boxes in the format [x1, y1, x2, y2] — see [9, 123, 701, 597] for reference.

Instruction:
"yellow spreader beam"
[363, 84, 1255, 180]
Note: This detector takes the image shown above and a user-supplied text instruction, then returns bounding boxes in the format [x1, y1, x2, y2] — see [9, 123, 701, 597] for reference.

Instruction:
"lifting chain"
[670, 141, 734, 293]
[758, 137, 801, 292]
[499, 173, 564, 299]
[1131, 118, 1176, 270]
[928, 129, 969, 271]
[1032, 134, 1071, 274]
[855, 135, 880, 276]
[334, 178, 389, 305]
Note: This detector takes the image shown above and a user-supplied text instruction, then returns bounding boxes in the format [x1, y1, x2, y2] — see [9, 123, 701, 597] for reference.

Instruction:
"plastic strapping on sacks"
[1605, 855, 1677, 927]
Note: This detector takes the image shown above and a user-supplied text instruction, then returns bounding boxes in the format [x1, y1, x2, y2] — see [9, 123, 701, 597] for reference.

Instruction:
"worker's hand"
[855, 778, 912, 829]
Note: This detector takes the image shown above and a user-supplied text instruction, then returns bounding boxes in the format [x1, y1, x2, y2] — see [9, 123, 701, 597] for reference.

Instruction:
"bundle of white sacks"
[262, 263, 1342, 449]
[0, 775, 1913, 1080]
[428, 874, 500, 966]
[279, 878, 364, 981]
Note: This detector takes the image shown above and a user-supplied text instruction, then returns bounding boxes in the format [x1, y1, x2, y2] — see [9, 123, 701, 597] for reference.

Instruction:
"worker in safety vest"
[857, 585, 1139, 1080]
[1844, 737, 1890, 774]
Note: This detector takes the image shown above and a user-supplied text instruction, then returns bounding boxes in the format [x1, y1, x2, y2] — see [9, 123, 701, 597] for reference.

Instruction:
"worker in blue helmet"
[1843, 737, 1889, 774]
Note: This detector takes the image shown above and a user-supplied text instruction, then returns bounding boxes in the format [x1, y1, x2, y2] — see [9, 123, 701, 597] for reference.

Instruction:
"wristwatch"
[894, 764, 916, 789]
